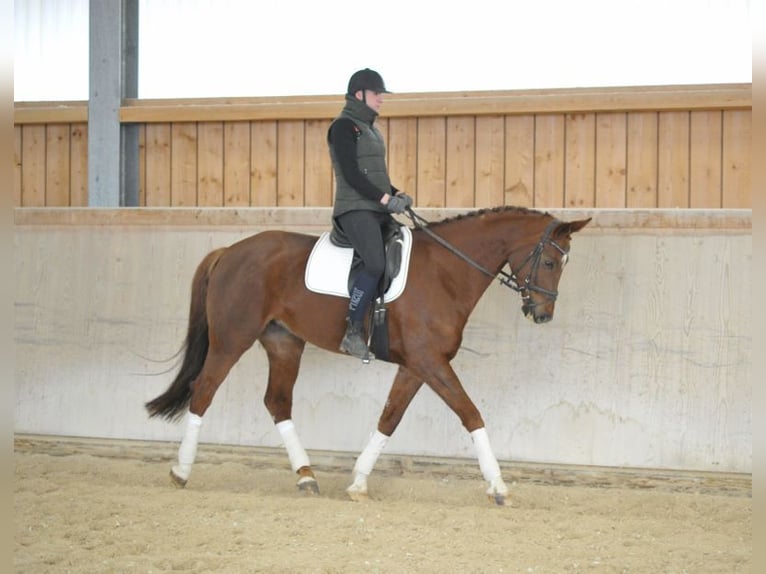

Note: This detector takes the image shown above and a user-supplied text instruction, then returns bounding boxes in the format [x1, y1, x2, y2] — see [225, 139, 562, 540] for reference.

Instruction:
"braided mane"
[428, 205, 549, 228]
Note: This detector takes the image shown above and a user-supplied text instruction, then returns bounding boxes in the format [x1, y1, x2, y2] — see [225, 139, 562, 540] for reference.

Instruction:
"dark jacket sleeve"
[328, 118, 398, 201]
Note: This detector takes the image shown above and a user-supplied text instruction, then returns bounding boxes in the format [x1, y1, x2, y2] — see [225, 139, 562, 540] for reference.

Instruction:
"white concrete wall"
[14, 208, 751, 473]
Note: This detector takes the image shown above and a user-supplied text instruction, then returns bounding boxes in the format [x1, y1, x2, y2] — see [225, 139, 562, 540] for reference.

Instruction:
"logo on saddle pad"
[305, 226, 413, 302]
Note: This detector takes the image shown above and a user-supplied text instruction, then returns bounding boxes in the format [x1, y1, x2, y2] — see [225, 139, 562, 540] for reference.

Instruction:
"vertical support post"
[88, 0, 139, 206]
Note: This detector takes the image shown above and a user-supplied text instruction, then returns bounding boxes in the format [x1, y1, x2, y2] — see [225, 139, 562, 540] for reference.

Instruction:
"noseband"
[406, 209, 568, 301]
[501, 219, 568, 302]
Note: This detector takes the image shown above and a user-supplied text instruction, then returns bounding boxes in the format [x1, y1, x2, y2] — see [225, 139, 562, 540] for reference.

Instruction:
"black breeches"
[335, 210, 388, 279]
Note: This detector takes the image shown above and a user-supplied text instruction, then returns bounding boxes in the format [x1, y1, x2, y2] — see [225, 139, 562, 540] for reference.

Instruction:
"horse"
[145, 206, 591, 505]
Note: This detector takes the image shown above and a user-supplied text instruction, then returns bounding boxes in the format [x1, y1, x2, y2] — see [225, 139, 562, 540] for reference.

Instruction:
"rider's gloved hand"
[386, 194, 409, 214]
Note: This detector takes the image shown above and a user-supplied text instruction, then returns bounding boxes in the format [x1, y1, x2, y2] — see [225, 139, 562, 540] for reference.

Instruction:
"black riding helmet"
[347, 68, 391, 95]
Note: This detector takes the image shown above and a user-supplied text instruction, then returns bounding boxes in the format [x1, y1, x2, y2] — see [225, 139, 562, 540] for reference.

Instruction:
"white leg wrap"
[276, 420, 311, 472]
[354, 430, 389, 477]
[173, 412, 202, 481]
[470, 427, 502, 482]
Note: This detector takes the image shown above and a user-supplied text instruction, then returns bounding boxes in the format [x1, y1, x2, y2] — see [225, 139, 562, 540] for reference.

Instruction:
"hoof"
[169, 469, 187, 488]
[297, 477, 320, 495]
[489, 493, 506, 506]
[346, 487, 369, 502]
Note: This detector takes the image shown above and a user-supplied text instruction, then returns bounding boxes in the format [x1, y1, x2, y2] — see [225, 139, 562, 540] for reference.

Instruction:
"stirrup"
[340, 321, 374, 362]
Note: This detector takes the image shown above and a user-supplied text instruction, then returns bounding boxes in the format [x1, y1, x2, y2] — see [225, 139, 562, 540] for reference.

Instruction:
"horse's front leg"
[347, 366, 423, 501]
[260, 325, 318, 494]
[423, 361, 509, 505]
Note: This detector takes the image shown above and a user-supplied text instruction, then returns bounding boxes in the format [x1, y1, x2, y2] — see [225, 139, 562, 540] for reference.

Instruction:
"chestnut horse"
[145, 206, 590, 505]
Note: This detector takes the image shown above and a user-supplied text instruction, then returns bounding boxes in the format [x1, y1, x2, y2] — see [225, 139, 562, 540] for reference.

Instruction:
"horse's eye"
[543, 259, 555, 270]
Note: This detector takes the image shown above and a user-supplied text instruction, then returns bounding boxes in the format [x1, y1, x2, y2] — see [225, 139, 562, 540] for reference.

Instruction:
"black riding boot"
[340, 272, 378, 359]
[340, 318, 369, 359]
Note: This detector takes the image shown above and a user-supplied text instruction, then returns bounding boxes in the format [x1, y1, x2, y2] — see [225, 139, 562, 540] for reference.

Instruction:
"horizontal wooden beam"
[13, 207, 752, 233]
[14, 83, 752, 125]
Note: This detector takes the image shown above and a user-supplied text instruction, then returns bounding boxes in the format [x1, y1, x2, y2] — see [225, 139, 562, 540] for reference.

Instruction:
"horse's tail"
[145, 247, 226, 421]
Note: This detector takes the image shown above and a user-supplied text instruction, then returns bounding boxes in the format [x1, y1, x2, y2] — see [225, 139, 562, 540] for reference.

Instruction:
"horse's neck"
[436, 213, 543, 273]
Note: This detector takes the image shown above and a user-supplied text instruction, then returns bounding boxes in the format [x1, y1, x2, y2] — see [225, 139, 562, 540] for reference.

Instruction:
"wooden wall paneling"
[276, 120, 305, 206]
[387, 117, 418, 200]
[504, 115, 535, 207]
[595, 112, 628, 207]
[690, 111, 723, 208]
[721, 110, 751, 208]
[144, 123, 171, 206]
[70, 123, 88, 206]
[14, 126, 22, 206]
[45, 124, 71, 206]
[474, 116, 505, 208]
[303, 119, 332, 207]
[564, 113, 596, 208]
[446, 116, 476, 207]
[626, 112, 659, 208]
[533, 114, 565, 207]
[416, 117, 447, 207]
[223, 121, 252, 206]
[137, 125, 145, 205]
[658, 112, 690, 208]
[251, 121, 278, 206]
[197, 122, 224, 206]
[170, 122, 198, 206]
[21, 125, 46, 206]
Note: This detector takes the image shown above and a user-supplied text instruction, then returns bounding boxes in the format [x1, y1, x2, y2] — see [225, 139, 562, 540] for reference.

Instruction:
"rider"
[327, 68, 413, 359]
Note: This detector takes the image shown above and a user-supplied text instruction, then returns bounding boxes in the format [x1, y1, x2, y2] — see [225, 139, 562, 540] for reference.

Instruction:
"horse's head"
[509, 217, 591, 324]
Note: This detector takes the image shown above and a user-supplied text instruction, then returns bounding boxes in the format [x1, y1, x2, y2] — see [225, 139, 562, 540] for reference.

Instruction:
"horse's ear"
[555, 217, 591, 238]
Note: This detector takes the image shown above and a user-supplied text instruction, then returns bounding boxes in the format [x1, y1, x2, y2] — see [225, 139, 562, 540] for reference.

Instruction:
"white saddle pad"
[305, 226, 413, 302]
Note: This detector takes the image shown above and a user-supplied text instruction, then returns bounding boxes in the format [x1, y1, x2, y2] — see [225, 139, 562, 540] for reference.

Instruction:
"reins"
[403, 207, 566, 301]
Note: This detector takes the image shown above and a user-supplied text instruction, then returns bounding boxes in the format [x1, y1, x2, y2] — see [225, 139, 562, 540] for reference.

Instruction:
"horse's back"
[222, 229, 319, 265]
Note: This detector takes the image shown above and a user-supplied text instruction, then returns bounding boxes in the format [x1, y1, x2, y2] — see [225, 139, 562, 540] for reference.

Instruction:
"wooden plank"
[197, 122, 224, 207]
[564, 113, 596, 208]
[658, 112, 690, 208]
[14, 126, 22, 206]
[144, 123, 172, 206]
[721, 110, 751, 208]
[14, 206, 751, 232]
[533, 114, 565, 207]
[21, 125, 46, 206]
[170, 123, 198, 207]
[276, 120, 305, 206]
[223, 122, 251, 206]
[446, 116, 475, 207]
[504, 115, 535, 207]
[690, 111, 722, 208]
[304, 119, 332, 207]
[116, 84, 751, 123]
[70, 123, 88, 207]
[137, 125, 146, 206]
[627, 112, 658, 208]
[45, 124, 71, 206]
[251, 121, 278, 206]
[387, 118, 418, 199]
[474, 116, 505, 208]
[417, 117, 447, 207]
[595, 112, 627, 207]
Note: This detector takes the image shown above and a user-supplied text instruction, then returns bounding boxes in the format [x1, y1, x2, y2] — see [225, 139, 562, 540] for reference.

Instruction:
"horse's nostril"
[535, 314, 552, 324]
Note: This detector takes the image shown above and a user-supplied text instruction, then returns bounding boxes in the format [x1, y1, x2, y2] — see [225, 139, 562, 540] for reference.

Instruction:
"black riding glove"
[386, 195, 410, 214]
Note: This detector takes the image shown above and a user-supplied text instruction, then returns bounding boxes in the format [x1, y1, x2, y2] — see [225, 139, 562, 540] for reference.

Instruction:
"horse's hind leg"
[259, 323, 318, 494]
[170, 347, 246, 487]
[347, 366, 423, 501]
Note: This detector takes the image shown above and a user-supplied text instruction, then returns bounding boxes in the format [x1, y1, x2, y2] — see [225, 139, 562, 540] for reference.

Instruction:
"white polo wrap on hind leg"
[470, 427, 502, 482]
[354, 430, 389, 477]
[174, 412, 203, 481]
[276, 419, 311, 472]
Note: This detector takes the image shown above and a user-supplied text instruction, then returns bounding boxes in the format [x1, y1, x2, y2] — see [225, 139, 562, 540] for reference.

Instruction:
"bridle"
[405, 208, 568, 303]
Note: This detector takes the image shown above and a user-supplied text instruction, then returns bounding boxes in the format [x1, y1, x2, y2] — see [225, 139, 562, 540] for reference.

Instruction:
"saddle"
[305, 220, 413, 361]
[329, 217, 405, 296]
